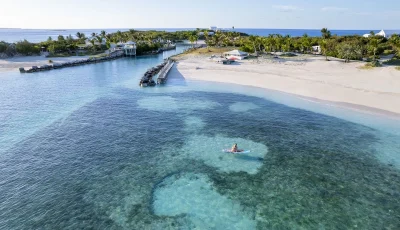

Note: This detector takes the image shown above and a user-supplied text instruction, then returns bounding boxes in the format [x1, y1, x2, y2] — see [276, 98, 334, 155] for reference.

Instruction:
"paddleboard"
[222, 149, 251, 154]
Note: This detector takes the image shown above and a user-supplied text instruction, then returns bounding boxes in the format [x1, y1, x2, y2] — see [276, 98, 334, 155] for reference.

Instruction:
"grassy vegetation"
[358, 65, 374, 70]
[15, 40, 40, 55]
[395, 66, 400, 71]
[359, 60, 382, 69]
[170, 47, 234, 61]
[194, 47, 233, 54]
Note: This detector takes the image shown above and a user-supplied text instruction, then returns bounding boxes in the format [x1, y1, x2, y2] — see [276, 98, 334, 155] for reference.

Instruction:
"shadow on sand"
[164, 65, 188, 86]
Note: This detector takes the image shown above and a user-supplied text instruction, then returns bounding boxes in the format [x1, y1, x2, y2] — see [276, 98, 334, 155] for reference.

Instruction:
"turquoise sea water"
[1, 45, 400, 229]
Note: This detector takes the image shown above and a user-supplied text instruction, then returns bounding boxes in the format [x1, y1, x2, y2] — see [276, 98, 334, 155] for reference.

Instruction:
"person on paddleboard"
[231, 143, 243, 153]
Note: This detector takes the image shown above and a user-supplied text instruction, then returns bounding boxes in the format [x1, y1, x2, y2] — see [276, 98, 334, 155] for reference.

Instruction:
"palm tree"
[389, 34, 400, 56]
[282, 36, 292, 52]
[274, 35, 284, 52]
[256, 37, 264, 52]
[203, 30, 209, 44]
[321, 28, 332, 60]
[222, 36, 230, 47]
[100, 30, 107, 38]
[76, 32, 82, 39]
[90, 39, 96, 51]
[301, 34, 311, 53]
[263, 38, 271, 53]
[96, 36, 103, 50]
[320, 40, 328, 59]
[189, 35, 196, 47]
[369, 38, 379, 61]
[79, 33, 86, 43]
[213, 31, 223, 47]
[116, 30, 123, 43]
[321, 28, 331, 40]
[248, 35, 257, 54]
[91, 32, 96, 38]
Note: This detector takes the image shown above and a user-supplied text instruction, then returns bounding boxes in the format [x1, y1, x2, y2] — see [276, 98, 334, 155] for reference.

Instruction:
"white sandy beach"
[0, 55, 91, 73]
[173, 54, 400, 115]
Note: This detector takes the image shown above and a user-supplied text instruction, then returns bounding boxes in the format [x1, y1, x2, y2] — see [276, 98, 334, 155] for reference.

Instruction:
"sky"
[1, 0, 400, 30]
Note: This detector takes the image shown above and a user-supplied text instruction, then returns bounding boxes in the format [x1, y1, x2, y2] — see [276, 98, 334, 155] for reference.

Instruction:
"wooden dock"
[157, 60, 174, 84]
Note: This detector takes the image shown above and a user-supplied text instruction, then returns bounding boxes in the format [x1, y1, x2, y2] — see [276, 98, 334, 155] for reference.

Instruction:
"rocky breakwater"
[19, 51, 124, 73]
[139, 61, 168, 87]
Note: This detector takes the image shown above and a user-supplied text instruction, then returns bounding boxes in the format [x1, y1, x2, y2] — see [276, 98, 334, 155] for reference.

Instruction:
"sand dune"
[173, 54, 400, 115]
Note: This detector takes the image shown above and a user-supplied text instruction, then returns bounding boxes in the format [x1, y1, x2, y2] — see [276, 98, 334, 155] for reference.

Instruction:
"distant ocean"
[1, 28, 399, 43]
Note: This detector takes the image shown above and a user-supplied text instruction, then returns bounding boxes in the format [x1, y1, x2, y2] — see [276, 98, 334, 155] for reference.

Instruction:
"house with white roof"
[363, 30, 387, 38]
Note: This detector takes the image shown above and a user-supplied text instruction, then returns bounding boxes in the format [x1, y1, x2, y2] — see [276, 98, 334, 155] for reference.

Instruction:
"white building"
[124, 41, 137, 56]
[312, 45, 321, 53]
[363, 30, 387, 38]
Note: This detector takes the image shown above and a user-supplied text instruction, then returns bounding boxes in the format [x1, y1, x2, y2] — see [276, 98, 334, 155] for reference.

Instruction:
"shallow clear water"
[1, 46, 400, 229]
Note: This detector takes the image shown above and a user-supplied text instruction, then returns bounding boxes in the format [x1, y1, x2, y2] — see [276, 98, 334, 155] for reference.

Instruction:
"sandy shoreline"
[172, 53, 400, 116]
[2, 52, 400, 116]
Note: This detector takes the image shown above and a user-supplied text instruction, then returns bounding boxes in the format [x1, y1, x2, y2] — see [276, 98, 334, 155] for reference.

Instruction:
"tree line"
[200, 28, 400, 63]
[1, 28, 399, 63]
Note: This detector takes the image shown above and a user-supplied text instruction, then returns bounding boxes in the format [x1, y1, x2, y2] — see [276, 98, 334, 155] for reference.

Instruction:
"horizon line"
[1, 27, 399, 31]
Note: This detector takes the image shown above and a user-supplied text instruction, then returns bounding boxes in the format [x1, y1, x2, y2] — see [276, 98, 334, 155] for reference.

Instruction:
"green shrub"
[15, 40, 40, 55]
[336, 42, 363, 62]
[395, 66, 400, 71]
[0, 41, 7, 53]
[136, 43, 162, 55]
[239, 45, 254, 53]
[383, 49, 395, 55]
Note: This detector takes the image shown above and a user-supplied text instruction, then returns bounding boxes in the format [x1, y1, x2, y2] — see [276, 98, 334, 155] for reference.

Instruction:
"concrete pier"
[157, 60, 174, 84]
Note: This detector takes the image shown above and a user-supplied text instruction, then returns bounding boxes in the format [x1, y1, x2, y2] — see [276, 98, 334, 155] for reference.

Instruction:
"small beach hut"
[223, 50, 248, 60]
[124, 41, 137, 56]
[312, 45, 321, 54]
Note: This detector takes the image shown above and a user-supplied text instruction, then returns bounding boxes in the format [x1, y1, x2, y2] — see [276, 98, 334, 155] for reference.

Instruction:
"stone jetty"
[139, 61, 169, 87]
[19, 51, 124, 73]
